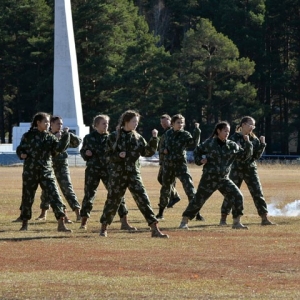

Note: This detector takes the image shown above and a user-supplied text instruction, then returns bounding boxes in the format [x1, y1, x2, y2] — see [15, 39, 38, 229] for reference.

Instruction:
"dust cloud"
[268, 199, 300, 216]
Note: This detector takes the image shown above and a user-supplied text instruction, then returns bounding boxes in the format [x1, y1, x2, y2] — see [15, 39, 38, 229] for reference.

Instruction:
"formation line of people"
[14, 111, 275, 238]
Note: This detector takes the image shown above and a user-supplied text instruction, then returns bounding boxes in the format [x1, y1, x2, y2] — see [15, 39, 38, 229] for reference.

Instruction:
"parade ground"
[1, 164, 300, 299]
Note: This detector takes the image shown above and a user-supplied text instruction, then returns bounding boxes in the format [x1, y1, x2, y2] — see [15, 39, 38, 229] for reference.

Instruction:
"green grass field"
[1, 164, 300, 299]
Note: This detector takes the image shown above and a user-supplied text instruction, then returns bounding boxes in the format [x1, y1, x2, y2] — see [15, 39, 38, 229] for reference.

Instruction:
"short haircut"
[171, 114, 185, 124]
[160, 114, 171, 120]
[93, 114, 109, 128]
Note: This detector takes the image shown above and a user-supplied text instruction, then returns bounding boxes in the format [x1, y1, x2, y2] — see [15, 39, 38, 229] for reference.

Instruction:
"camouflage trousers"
[183, 173, 244, 219]
[221, 166, 268, 216]
[81, 166, 128, 218]
[100, 170, 157, 226]
[157, 164, 180, 207]
[20, 166, 65, 220]
[40, 161, 81, 211]
[159, 161, 195, 208]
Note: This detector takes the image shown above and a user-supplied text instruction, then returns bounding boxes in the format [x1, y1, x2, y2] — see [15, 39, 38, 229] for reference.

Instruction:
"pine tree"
[73, 0, 180, 135]
[0, 0, 52, 142]
[179, 18, 257, 132]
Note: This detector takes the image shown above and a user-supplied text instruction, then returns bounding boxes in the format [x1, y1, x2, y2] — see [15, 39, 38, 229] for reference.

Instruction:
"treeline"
[1, 0, 300, 154]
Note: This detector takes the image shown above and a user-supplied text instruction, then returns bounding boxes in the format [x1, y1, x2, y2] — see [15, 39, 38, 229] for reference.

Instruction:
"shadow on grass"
[0, 235, 73, 242]
[90, 228, 151, 235]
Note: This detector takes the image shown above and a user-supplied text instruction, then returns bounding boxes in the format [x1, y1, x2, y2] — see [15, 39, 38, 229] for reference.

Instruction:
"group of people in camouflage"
[15, 111, 275, 237]
[36, 116, 81, 224]
[79, 114, 136, 233]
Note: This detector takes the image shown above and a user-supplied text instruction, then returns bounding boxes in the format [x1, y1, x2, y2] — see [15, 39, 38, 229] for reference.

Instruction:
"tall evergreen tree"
[112, 13, 185, 134]
[199, 0, 268, 136]
[0, 0, 53, 142]
[134, 0, 201, 52]
[73, 0, 180, 135]
[263, 0, 300, 154]
[179, 18, 257, 136]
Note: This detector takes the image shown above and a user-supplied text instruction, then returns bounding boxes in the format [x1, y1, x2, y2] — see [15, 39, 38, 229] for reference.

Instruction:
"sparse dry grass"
[1, 164, 300, 299]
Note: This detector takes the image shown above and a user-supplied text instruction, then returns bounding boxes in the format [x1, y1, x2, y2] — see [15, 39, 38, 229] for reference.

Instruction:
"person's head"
[118, 110, 140, 132]
[210, 121, 230, 141]
[160, 114, 171, 130]
[30, 112, 50, 132]
[50, 116, 63, 133]
[113, 110, 140, 150]
[93, 115, 110, 133]
[171, 114, 185, 131]
[237, 116, 256, 136]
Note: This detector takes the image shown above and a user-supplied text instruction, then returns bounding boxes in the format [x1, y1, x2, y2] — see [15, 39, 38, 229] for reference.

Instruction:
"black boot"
[79, 217, 88, 229]
[156, 207, 165, 220]
[261, 214, 276, 226]
[75, 208, 81, 222]
[167, 197, 181, 208]
[20, 220, 28, 231]
[219, 214, 228, 226]
[196, 212, 205, 221]
[100, 223, 108, 237]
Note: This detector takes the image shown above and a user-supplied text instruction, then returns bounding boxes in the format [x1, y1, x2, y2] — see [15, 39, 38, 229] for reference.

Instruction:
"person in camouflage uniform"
[16, 112, 72, 232]
[99, 110, 168, 238]
[157, 114, 202, 220]
[179, 121, 253, 230]
[36, 116, 81, 223]
[79, 115, 134, 231]
[156, 114, 181, 214]
[220, 116, 275, 226]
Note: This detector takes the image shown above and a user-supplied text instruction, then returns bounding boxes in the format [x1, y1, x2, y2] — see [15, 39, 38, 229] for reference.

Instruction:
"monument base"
[66, 123, 90, 153]
[12, 123, 31, 151]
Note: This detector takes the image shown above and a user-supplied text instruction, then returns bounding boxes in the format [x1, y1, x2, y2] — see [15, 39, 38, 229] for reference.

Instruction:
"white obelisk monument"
[13, 0, 89, 150]
[53, 0, 89, 143]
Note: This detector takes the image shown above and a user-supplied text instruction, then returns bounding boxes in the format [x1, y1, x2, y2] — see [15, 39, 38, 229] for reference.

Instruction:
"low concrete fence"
[1, 151, 300, 167]
[0, 153, 160, 167]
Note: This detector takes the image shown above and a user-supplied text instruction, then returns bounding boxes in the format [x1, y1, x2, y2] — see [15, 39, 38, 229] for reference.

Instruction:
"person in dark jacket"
[16, 112, 72, 232]
[219, 116, 275, 226]
[79, 115, 134, 231]
[179, 121, 253, 230]
[157, 114, 202, 220]
[36, 116, 81, 223]
[99, 110, 168, 238]
[156, 114, 181, 213]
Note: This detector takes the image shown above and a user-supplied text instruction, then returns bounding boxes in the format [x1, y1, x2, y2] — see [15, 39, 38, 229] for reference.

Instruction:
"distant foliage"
[1, 0, 299, 152]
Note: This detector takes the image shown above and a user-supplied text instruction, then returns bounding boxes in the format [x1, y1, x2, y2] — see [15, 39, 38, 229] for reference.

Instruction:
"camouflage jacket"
[158, 127, 171, 164]
[80, 131, 108, 168]
[16, 128, 70, 169]
[106, 129, 158, 173]
[161, 127, 201, 163]
[229, 132, 266, 169]
[52, 132, 82, 165]
[194, 137, 253, 177]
